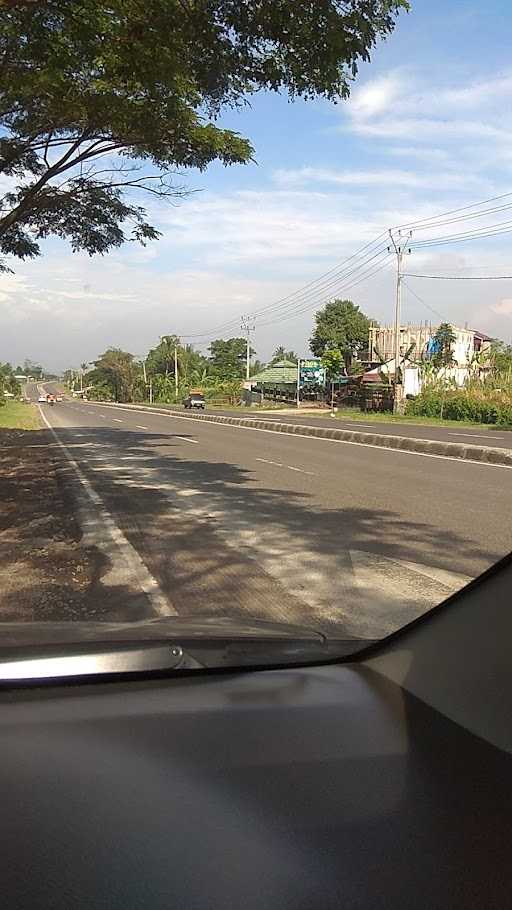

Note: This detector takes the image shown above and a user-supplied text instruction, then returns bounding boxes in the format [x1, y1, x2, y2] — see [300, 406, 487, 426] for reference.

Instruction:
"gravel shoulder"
[0, 426, 105, 621]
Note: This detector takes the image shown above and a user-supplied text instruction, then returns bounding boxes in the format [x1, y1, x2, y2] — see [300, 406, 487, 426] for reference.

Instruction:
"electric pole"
[388, 229, 412, 413]
[241, 315, 256, 380]
[174, 344, 179, 399]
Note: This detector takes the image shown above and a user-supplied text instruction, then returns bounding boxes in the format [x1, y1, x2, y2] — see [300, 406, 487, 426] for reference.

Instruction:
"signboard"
[299, 358, 325, 387]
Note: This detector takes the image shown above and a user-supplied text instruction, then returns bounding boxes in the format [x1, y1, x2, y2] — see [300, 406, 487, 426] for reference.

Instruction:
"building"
[368, 322, 492, 368]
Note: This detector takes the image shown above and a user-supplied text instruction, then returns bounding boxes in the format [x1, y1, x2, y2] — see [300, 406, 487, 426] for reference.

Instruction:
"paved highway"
[183, 406, 512, 450]
[31, 386, 512, 639]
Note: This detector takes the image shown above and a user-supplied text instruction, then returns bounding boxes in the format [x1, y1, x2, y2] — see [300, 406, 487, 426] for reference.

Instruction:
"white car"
[38, 395, 47, 403]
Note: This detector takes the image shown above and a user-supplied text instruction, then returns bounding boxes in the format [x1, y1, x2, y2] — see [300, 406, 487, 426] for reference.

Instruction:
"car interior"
[1, 552, 511, 909]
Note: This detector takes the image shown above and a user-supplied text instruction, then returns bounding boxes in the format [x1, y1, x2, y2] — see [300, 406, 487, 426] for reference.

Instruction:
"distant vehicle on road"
[184, 391, 205, 410]
[37, 395, 47, 403]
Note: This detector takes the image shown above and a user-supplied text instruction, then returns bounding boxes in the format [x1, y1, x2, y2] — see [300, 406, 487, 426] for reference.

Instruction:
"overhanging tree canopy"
[0, 0, 407, 271]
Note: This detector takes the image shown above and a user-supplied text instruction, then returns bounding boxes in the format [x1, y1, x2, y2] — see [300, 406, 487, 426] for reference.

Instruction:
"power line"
[404, 273, 512, 280]
[395, 189, 512, 231]
[411, 224, 512, 249]
[257, 254, 394, 328]
[179, 232, 389, 339]
[402, 278, 447, 323]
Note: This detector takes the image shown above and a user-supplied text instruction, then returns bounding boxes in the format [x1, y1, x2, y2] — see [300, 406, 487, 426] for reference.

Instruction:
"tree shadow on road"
[2, 424, 510, 635]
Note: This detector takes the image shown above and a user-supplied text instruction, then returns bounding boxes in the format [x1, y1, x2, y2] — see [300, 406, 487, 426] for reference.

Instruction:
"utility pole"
[241, 315, 256, 380]
[174, 344, 179, 399]
[388, 229, 412, 413]
[296, 358, 301, 408]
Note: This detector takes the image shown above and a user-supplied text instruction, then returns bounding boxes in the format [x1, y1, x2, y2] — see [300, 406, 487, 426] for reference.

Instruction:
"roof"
[249, 360, 298, 385]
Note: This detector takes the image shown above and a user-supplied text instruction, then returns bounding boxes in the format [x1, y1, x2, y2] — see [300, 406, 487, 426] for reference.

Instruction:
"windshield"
[1, 1, 511, 667]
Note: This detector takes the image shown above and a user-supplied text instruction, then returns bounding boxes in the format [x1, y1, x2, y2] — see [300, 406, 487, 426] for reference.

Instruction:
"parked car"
[184, 392, 205, 409]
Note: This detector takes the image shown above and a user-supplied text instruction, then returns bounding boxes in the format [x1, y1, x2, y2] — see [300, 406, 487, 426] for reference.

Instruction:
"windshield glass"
[1, 1, 511, 664]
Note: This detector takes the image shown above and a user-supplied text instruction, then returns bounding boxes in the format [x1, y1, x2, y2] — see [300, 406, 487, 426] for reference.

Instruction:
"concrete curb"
[93, 402, 512, 468]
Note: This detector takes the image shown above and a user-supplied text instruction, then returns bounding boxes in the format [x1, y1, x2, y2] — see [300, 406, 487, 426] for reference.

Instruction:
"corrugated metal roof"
[250, 360, 298, 384]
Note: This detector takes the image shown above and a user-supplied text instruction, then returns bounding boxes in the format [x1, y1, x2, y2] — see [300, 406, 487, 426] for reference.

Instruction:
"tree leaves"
[0, 0, 406, 267]
[310, 298, 373, 365]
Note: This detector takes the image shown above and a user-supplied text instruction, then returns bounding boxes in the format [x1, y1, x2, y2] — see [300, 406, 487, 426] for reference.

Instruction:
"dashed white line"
[256, 457, 316, 476]
[113, 418, 123, 423]
[286, 465, 316, 476]
[136, 425, 148, 430]
[92, 404, 512, 470]
[448, 432, 504, 440]
[175, 435, 199, 444]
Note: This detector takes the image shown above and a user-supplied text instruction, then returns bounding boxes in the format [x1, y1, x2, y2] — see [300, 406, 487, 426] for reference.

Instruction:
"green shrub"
[406, 387, 512, 425]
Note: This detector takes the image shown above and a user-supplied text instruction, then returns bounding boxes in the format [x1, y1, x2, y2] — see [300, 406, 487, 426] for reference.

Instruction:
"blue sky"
[3, 0, 512, 370]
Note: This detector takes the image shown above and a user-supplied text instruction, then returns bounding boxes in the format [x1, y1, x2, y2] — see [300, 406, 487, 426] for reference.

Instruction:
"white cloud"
[491, 299, 512, 316]
[345, 68, 512, 147]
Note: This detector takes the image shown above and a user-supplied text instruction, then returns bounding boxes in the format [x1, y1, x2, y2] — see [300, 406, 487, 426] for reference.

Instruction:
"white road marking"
[339, 423, 375, 429]
[256, 457, 315, 476]
[136, 425, 148, 430]
[448, 432, 504, 440]
[113, 418, 123, 423]
[99, 415, 107, 419]
[37, 405, 174, 617]
[174, 435, 199, 444]
[91, 405, 512, 470]
[286, 465, 316, 476]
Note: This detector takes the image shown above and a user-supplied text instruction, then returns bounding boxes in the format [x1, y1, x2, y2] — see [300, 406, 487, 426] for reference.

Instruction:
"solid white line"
[92, 405, 512, 470]
[37, 405, 174, 617]
[448, 432, 504, 440]
[136, 425, 149, 430]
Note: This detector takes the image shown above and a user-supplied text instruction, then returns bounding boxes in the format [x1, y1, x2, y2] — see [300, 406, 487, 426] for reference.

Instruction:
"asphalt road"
[182, 407, 512, 450]
[29, 385, 512, 639]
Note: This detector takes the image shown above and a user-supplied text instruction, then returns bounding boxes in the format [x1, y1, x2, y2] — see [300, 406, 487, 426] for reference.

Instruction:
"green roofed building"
[247, 360, 298, 388]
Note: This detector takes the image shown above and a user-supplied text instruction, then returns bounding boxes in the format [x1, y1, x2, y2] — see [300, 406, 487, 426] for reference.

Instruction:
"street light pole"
[296, 359, 301, 408]
[174, 344, 178, 399]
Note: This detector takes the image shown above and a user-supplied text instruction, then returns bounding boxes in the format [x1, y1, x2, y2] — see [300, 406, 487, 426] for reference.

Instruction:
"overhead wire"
[179, 235, 391, 339]
[404, 273, 512, 280]
[176, 187, 512, 341]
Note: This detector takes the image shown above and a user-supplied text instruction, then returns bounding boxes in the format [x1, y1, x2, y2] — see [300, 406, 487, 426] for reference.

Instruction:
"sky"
[2, 0, 512, 372]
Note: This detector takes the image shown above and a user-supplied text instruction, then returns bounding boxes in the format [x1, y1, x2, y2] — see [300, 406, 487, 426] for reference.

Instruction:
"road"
[188, 407, 512, 450]
[29, 385, 512, 639]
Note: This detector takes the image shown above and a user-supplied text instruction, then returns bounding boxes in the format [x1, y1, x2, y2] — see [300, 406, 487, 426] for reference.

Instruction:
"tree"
[310, 299, 373, 366]
[146, 335, 181, 377]
[90, 348, 138, 402]
[431, 323, 456, 368]
[208, 338, 252, 380]
[321, 348, 344, 410]
[0, 361, 21, 400]
[489, 340, 512, 375]
[0, 1, 407, 271]
[270, 346, 298, 364]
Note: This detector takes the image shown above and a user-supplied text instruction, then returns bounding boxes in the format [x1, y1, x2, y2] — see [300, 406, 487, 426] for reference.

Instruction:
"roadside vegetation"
[405, 342, 512, 427]
[0, 400, 40, 431]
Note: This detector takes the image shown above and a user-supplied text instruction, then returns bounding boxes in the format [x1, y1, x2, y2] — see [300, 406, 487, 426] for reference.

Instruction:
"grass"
[326, 407, 512, 431]
[0, 400, 41, 430]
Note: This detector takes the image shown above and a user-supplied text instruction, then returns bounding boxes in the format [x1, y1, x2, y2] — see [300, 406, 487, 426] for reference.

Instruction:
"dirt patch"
[0, 427, 106, 621]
